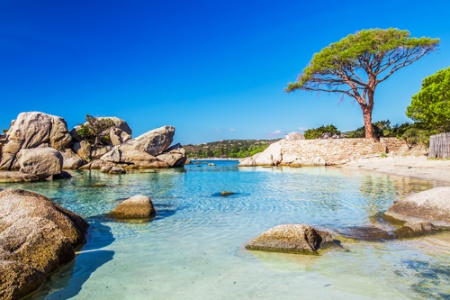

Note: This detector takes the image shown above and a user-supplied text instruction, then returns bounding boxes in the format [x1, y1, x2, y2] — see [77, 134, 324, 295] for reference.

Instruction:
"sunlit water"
[2, 160, 450, 299]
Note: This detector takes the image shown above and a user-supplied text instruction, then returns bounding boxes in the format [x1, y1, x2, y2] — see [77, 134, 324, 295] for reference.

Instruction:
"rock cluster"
[0, 189, 88, 300]
[0, 112, 187, 181]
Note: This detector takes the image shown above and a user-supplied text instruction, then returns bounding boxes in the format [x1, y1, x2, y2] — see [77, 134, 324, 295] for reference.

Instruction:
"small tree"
[286, 28, 439, 138]
[406, 66, 450, 132]
[77, 115, 115, 146]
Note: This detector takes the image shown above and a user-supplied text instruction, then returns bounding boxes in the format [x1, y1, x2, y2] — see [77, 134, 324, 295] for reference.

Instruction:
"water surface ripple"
[2, 160, 449, 299]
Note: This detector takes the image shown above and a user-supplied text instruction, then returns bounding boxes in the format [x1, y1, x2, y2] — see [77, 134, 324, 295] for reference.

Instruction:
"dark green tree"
[286, 28, 439, 138]
[406, 66, 450, 132]
[76, 114, 115, 146]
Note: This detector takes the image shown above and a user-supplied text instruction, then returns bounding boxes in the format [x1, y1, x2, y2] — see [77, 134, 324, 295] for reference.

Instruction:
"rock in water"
[0, 189, 88, 300]
[246, 224, 334, 255]
[108, 195, 156, 219]
[0, 112, 72, 171]
[17, 147, 63, 180]
[384, 187, 450, 228]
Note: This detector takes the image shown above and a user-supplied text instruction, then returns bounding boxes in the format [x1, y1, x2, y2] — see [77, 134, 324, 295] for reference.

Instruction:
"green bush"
[77, 114, 115, 146]
[304, 124, 340, 139]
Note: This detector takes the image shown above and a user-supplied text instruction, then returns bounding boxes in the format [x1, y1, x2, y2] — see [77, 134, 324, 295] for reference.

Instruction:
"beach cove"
[1, 160, 447, 299]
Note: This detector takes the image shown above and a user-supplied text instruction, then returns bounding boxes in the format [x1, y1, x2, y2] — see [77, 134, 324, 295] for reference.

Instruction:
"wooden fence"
[429, 133, 450, 158]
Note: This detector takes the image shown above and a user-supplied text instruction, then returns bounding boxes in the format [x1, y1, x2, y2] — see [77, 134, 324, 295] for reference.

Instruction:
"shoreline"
[341, 155, 450, 183]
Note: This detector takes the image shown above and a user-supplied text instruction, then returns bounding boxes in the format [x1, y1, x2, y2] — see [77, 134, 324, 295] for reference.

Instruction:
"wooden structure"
[429, 133, 450, 158]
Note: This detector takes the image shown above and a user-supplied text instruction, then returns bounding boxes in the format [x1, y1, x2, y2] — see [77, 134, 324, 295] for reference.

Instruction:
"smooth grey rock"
[108, 195, 156, 219]
[246, 224, 334, 254]
[131, 125, 175, 156]
[384, 187, 450, 228]
[100, 126, 185, 168]
[0, 189, 88, 299]
[17, 147, 63, 179]
[0, 112, 71, 170]
[59, 149, 86, 169]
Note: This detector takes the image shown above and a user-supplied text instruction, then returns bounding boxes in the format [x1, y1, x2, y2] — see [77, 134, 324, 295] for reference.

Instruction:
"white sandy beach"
[342, 155, 450, 183]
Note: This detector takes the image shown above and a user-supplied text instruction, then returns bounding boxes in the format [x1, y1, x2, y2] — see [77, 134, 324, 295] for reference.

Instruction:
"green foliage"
[286, 28, 439, 138]
[287, 29, 439, 91]
[1, 129, 8, 134]
[345, 120, 412, 138]
[185, 140, 277, 158]
[406, 66, 450, 132]
[304, 124, 340, 139]
[76, 114, 115, 146]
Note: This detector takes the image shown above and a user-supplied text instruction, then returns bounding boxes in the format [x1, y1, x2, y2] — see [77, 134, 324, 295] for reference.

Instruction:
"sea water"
[3, 160, 450, 299]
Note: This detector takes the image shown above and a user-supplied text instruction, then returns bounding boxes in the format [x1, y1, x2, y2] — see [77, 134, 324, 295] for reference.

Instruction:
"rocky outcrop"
[0, 112, 72, 171]
[384, 187, 450, 230]
[59, 148, 86, 169]
[239, 138, 386, 167]
[100, 126, 186, 168]
[245, 224, 334, 255]
[1, 113, 186, 174]
[0, 189, 88, 300]
[17, 147, 63, 179]
[108, 195, 156, 219]
[70, 116, 132, 161]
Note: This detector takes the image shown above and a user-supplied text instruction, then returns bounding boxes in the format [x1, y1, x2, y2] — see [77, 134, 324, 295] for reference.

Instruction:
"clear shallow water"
[2, 160, 450, 299]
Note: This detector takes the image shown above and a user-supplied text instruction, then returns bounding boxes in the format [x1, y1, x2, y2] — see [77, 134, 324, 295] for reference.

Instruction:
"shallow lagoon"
[3, 160, 450, 299]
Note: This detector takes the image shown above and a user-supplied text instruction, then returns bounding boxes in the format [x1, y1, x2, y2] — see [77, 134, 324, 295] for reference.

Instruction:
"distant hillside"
[184, 139, 279, 158]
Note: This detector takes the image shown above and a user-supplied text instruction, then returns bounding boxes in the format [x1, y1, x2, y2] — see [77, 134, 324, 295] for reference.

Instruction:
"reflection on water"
[2, 161, 448, 299]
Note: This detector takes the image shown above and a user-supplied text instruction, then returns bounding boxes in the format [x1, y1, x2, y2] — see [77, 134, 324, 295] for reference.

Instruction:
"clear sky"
[1, 0, 449, 145]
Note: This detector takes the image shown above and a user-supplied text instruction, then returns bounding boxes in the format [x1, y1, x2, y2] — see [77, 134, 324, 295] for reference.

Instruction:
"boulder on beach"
[246, 224, 334, 255]
[108, 195, 156, 219]
[0, 189, 89, 300]
[0, 112, 72, 171]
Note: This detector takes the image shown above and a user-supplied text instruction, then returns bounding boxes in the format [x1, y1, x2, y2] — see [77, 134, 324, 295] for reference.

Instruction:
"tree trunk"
[362, 106, 373, 138]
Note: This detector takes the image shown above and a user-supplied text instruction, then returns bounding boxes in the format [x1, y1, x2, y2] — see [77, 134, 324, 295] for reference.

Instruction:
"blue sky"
[1, 0, 449, 144]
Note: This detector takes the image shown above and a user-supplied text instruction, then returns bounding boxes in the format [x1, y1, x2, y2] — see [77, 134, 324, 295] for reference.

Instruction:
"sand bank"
[342, 155, 450, 183]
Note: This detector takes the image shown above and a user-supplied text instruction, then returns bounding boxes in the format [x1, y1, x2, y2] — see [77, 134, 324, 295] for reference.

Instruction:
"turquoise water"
[2, 160, 450, 299]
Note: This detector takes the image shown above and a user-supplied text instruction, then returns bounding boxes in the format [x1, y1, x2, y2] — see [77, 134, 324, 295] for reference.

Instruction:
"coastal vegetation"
[406, 66, 450, 132]
[286, 28, 439, 139]
[184, 139, 278, 158]
[76, 114, 116, 146]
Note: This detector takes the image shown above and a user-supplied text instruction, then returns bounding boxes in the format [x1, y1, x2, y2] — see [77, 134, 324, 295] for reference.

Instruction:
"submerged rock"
[246, 224, 334, 255]
[0, 189, 89, 300]
[108, 195, 156, 220]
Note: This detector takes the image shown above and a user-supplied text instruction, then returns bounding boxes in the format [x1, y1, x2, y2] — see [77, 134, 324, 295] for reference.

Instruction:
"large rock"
[245, 224, 334, 255]
[384, 187, 450, 229]
[108, 195, 156, 219]
[70, 116, 132, 160]
[0, 112, 72, 171]
[17, 147, 63, 179]
[100, 126, 186, 168]
[59, 148, 86, 169]
[130, 125, 174, 156]
[156, 143, 187, 167]
[0, 189, 88, 300]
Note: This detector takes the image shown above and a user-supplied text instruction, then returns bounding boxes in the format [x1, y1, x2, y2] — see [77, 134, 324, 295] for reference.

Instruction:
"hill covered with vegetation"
[184, 139, 279, 158]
